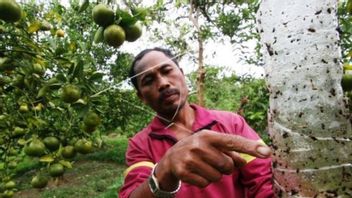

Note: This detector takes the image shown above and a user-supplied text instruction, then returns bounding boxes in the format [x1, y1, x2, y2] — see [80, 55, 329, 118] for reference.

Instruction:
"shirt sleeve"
[118, 137, 155, 198]
[232, 114, 274, 198]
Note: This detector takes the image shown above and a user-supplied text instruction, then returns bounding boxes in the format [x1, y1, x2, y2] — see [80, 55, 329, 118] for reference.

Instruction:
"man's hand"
[155, 130, 271, 190]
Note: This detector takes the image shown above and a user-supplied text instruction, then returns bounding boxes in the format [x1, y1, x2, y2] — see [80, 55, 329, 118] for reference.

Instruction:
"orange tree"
[0, 0, 147, 195]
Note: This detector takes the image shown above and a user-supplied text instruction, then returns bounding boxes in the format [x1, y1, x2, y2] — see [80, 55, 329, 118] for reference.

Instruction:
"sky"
[120, 33, 265, 78]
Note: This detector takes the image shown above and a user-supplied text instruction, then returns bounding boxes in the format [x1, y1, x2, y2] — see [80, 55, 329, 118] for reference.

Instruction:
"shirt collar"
[149, 104, 216, 136]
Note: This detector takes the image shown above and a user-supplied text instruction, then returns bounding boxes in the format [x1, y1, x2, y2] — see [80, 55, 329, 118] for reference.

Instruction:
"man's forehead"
[134, 51, 174, 74]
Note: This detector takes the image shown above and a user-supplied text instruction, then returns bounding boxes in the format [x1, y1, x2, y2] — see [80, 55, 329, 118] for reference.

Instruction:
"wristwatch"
[148, 163, 181, 198]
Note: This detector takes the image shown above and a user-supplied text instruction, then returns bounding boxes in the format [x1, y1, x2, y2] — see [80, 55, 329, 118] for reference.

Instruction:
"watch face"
[148, 176, 158, 193]
[148, 175, 177, 198]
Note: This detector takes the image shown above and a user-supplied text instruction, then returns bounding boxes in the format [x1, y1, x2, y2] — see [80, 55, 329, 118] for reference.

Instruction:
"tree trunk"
[257, 0, 352, 197]
[189, 1, 205, 106]
[196, 33, 205, 106]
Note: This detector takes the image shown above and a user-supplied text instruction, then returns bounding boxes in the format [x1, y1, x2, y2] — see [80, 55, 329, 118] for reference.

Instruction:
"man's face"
[134, 51, 188, 117]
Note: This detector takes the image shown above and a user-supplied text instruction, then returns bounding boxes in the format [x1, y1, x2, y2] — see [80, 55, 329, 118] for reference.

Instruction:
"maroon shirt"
[119, 105, 273, 198]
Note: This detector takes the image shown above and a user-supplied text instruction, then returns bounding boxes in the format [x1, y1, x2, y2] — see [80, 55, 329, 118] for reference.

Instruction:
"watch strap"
[148, 163, 181, 198]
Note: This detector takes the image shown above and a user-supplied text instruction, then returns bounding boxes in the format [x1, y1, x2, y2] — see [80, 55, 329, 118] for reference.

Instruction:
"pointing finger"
[203, 130, 272, 158]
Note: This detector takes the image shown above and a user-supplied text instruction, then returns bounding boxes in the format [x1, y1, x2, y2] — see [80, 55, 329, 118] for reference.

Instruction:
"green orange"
[4, 181, 15, 189]
[24, 139, 45, 157]
[61, 145, 76, 159]
[0, 0, 22, 23]
[19, 103, 29, 112]
[61, 84, 81, 103]
[84, 111, 101, 128]
[43, 136, 60, 151]
[49, 163, 65, 177]
[12, 126, 25, 137]
[92, 4, 114, 27]
[104, 24, 125, 47]
[74, 139, 93, 154]
[31, 174, 48, 188]
[123, 23, 142, 42]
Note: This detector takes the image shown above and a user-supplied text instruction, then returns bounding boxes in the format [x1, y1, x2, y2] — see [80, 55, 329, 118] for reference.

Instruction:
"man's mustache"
[158, 88, 179, 102]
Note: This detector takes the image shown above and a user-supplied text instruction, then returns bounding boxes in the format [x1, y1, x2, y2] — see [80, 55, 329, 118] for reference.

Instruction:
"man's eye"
[162, 67, 173, 74]
[143, 77, 153, 85]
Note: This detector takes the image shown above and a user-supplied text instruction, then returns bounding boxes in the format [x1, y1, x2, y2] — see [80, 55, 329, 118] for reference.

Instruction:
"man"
[119, 47, 273, 198]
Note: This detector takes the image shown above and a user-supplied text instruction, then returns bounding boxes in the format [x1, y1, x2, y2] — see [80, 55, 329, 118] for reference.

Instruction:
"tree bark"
[257, 0, 352, 197]
[189, 1, 205, 106]
[196, 33, 205, 106]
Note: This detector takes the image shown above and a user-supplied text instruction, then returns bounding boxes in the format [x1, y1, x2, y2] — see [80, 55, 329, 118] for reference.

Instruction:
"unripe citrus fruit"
[103, 24, 125, 47]
[2, 190, 14, 198]
[12, 126, 25, 137]
[31, 174, 48, 189]
[61, 84, 81, 103]
[24, 139, 45, 157]
[61, 145, 76, 159]
[33, 103, 43, 112]
[74, 139, 93, 154]
[49, 163, 65, 177]
[0, 0, 22, 23]
[123, 23, 142, 42]
[92, 4, 114, 27]
[56, 29, 65, 37]
[4, 181, 15, 189]
[7, 161, 17, 169]
[32, 63, 45, 75]
[84, 111, 101, 128]
[43, 136, 60, 151]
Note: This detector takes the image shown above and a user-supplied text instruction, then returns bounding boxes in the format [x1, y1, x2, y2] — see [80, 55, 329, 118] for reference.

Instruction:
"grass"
[77, 134, 128, 164]
[12, 134, 129, 198]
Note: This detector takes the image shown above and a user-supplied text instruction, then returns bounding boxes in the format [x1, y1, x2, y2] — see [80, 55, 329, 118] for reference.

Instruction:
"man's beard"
[157, 95, 187, 121]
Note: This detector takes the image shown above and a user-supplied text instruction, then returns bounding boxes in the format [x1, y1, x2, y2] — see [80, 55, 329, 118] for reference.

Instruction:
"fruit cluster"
[92, 4, 143, 48]
[22, 136, 95, 189]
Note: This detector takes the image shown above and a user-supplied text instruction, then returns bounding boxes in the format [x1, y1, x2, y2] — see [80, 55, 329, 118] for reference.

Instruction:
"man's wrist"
[148, 163, 181, 198]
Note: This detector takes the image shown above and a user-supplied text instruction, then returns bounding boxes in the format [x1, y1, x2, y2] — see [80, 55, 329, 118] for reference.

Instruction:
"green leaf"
[59, 160, 72, 168]
[28, 21, 41, 33]
[27, 117, 47, 128]
[17, 138, 28, 145]
[78, 0, 89, 13]
[71, 59, 84, 81]
[39, 155, 54, 163]
[131, 7, 148, 21]
[116, 9, 137, 26]
[89, 71, 104, 82]
[74, 98, 87, 105]
[48, 83, 62, 90]
[37, 86, 49, 98]
[93, 27, 104, 44]
[48, 102, 56, 108]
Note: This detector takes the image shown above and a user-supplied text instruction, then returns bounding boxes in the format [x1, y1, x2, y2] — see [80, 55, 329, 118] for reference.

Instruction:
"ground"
[14, 160, 125, 198]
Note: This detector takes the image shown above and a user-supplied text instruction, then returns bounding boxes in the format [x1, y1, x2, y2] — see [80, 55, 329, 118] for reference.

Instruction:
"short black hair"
[129, 47, 179, 91]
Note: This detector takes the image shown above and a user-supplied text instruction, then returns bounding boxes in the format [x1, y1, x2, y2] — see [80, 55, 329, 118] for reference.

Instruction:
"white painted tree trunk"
[257, 0, 352, 197]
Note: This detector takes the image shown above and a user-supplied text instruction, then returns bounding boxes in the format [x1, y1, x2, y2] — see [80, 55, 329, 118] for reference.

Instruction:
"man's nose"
[157, 76, 170, 92]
